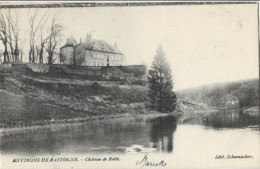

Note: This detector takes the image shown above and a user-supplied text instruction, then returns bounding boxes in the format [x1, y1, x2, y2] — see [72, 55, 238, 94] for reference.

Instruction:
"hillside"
[0, 63, 215, 128]
[0, 64, 151, 128]
[178, 79, 259, 108]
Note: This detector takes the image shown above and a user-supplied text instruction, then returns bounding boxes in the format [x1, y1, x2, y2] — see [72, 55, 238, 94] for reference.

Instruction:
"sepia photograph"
[0, 2, 259, 169]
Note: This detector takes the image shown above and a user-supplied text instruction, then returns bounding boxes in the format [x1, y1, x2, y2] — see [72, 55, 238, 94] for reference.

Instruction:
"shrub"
[132, 80, 147, 86]
[90, 82, 102, 90]
[118, 65, 147, 77]
[119, 81, 126, 85]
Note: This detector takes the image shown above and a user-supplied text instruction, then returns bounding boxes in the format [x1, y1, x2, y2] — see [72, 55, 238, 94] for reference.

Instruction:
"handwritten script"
[136, 155, 167, 168]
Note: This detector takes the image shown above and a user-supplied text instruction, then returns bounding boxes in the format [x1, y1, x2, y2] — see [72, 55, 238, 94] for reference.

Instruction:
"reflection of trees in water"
[204, 110, 258, 129]
[1, 116, 178, 154]
[150, 116, 177, 152]
[0, 118, 151, 154]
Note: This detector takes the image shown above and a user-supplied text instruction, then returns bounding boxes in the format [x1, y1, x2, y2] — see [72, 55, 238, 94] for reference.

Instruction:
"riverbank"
[0, 111, 171, 134]
[178, 107, 260, 126]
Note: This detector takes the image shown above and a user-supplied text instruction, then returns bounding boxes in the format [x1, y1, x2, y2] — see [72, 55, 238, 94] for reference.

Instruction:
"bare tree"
[28, 9, 44, 63]
[17, 36, 26, 63]
[38, 12, 50, 64]
[28, 9, 51, 64]
[6, 10, 14, 62]
[45, 12, 63, 65]
[59, 53, 66, 64]
[11, 11, 20, 62]
[28, 9, 38, 63]
[19, 48, 23, 62]
[0, 10, 10, 63]
[5, 9, 21, 63]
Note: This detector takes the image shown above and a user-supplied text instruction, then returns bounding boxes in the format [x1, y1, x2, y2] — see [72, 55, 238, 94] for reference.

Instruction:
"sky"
[0, 4, 259, 90]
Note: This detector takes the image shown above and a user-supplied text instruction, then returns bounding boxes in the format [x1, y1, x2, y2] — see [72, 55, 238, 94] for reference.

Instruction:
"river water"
[0, 110, 259, 156]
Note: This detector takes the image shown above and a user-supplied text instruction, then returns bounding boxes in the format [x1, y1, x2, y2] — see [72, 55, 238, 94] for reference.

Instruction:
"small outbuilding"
[220, 94, 239, 109]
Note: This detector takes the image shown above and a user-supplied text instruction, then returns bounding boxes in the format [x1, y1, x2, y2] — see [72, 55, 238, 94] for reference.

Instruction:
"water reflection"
[150, 116, 177, 152]
[0, 115, 177, 155]
[203, 110, 260, 129]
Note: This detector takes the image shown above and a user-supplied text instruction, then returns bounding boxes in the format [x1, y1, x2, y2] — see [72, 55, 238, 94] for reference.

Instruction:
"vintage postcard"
[0, 1, 259, 169]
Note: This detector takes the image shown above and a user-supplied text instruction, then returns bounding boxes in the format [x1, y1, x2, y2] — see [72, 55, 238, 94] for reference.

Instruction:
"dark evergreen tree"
[147, 45, 177, 112]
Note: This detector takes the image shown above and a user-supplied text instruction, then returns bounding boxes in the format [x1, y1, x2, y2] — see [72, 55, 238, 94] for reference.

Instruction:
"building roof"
[220, 94, 239, 101]
[80, 39, 123, 54]
[60, 36, 77, 49]
[61, 34, 123, 55]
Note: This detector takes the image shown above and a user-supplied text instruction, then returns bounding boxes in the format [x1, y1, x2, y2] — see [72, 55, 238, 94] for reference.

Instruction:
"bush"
[118, 65, 147, 77]
[119, 81, 126, 85]
[90, 82, 102, 90]
[132, 80, 147, 86]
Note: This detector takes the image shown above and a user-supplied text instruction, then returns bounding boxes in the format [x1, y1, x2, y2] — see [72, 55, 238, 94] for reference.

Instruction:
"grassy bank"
[0, 69, 154, 128]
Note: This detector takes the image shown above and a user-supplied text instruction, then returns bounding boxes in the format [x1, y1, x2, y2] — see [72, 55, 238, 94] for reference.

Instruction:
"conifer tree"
[147, 45, 177, 112]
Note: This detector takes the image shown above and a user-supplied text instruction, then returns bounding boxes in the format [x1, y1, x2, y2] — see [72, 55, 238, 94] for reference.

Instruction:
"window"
[94, 61, 96, 66]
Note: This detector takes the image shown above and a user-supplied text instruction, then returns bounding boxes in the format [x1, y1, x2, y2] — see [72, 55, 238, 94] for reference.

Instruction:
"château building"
[60, 34, 126, 66]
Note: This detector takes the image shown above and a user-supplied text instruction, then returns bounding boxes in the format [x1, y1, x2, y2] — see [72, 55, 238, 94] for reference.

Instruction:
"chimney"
[80, 38, 82, 43]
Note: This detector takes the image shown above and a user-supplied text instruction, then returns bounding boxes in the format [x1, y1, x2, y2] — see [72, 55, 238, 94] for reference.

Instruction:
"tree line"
[0, 8, 63, 64]
[179, 79, 259, 108]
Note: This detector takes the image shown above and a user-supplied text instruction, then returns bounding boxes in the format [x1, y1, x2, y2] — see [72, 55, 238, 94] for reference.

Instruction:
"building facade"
[60, 34, 125, 66]
[219, 94, 240, 109]
[59, 36, 77, 65]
